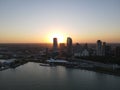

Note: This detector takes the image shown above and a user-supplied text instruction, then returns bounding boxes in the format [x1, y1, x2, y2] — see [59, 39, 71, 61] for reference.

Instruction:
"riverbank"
[64, 58, 120, 76]
[1, 58, 120, 77]
[0, 59, 28, 71]
[36, 58, 120, 77]
[66, 64, 120, 76]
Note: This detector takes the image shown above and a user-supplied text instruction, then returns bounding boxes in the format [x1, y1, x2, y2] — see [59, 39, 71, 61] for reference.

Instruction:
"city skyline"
[0, 0, 120, 43]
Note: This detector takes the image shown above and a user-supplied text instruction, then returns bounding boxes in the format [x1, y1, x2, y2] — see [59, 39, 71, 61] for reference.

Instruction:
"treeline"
[75, 56, 120, 65]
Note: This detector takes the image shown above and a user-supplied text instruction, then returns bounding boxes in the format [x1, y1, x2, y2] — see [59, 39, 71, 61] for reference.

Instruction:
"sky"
[0, 0, 120, 43]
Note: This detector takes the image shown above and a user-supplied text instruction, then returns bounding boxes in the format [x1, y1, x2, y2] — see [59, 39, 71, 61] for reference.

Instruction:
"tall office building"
[102, 42, 106, 56]
[53, 38, 58, 53]
[96, 40, 102, 56]
[67, 37, 73, 56]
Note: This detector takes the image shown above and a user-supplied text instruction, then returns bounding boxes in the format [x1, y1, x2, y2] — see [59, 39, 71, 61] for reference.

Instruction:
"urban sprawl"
[0, 37, 120, 76]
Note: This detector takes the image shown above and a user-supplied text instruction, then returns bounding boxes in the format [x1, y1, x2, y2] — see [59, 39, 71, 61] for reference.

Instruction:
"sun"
[49, 33, 65, 43]
[51, 33, 64, 43]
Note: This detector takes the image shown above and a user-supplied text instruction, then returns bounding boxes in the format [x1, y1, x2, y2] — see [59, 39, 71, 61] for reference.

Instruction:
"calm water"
[0, 62, 120, 90]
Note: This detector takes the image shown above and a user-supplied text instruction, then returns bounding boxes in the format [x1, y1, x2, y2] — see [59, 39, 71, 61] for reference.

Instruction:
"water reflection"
[0, 62, 120, 90]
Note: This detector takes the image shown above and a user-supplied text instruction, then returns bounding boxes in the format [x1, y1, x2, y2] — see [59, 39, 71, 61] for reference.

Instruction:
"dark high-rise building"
[102, 42, 106, 56]
[96, 40, 102, 56]
[67, 37, 73, 56]
[53, 38, 58, 53]
[102, 42, 112, 56]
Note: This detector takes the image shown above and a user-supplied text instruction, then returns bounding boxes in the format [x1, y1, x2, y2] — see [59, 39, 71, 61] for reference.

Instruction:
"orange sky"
[0, 0, 120, 43]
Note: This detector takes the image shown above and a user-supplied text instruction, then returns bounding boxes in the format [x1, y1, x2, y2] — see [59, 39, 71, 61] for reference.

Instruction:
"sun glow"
[51, 33, 64, 43]
[48, 32, 66, 43]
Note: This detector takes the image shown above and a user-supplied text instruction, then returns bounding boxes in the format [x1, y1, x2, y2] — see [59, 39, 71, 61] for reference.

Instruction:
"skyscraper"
[67, 37, 73, 56]
[96, 40, 102, 56]
[53, 38, 58, 53]
[102, 42, 106, 56]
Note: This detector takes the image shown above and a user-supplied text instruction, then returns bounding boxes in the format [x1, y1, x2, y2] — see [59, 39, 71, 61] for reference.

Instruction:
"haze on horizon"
[0, 0, 120, 43]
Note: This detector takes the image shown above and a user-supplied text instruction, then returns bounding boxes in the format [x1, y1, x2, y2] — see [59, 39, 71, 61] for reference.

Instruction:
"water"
[0, 62, 120, 90]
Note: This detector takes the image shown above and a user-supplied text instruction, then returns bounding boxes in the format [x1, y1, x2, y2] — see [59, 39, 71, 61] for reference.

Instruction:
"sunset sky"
[0, 0, 120, 43]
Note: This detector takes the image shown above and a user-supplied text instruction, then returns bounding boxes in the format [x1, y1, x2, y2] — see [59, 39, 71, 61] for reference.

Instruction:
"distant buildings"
[102, 42, 106, 56]
[82, 43, 89, 56]
[115, 46, 120, 57]
[59, 43, 66, 53]
[96, 40, 102, 56]
[73, 43, 82, 53]
[67, 37, 73, 57]
[51, 37, 118, 58]
[74, 40, 113, 57]
[105, 45, 112, 56]
[102, 42, 112, 56]
[59, 43, 66, 57]
[52, 37, 73, 58]
[59, 43, 66, 50]
[53, 38, 58, 53]
[96, 40, 112, 56]
[74, 43, 89, 57]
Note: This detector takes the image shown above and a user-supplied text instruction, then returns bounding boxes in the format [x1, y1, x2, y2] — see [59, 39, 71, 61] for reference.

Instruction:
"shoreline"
[1, 59, 120, 77]
[66, 66, 120, 77]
